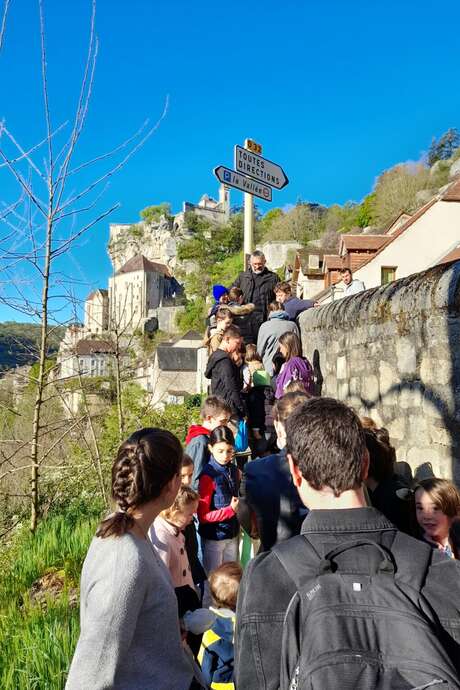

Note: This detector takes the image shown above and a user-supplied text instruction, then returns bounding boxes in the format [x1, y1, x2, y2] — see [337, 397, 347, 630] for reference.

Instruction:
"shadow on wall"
[299, 261, 460, 485]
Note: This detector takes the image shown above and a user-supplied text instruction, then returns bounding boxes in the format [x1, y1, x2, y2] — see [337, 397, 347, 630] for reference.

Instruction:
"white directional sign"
[234, 145, 289, 189]
[214, 166, 273, 202]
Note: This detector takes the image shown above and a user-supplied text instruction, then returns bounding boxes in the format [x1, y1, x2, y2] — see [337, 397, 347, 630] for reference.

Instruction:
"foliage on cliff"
[0, 323, 64, 372]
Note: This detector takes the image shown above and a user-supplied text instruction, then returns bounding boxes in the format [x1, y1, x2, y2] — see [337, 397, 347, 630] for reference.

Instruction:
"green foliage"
[127, 224, 144, 238]
[176, 297, 207, 333]
[355, 193, 377, 228]
[428, 128, 460, 166]
[258, 203, 324, 244]
[27, 358, 57, 391]
[140, 203, 171, 224]
[256, 207, 284, 242]
[372, 163, 430, 228]
[0, 323, 64, 372]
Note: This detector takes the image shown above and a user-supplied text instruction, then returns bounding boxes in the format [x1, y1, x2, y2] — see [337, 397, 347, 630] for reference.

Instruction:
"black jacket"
[238, 450, 307, 552]
[205, 349, 245, 419]
[235, 507, 460, 690]
[232, 268, 278, 324]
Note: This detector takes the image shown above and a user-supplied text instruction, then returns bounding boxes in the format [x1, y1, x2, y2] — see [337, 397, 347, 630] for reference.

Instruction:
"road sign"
[245, 138, 262, 155]
[234, 145, 289, 190]
[214, 166, 272, 202]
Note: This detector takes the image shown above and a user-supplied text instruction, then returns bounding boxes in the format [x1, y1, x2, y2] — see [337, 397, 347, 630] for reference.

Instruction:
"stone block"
[430, 425, 453, 447]
[362, 375, 379, 405]
[387, 417, 406, 442]
[396, 338, 417, 375]
[338, 381, 350, 400]
[336, 355, 347, 381]
[407, 447, 441, 478]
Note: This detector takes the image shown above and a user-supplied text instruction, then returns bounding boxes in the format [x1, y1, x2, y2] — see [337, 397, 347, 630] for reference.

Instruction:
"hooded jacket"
[256, 311, 299, 376]
[205, 350, 245, 419]
[231, 268, 278, 325]
[185, 425, 211, 490]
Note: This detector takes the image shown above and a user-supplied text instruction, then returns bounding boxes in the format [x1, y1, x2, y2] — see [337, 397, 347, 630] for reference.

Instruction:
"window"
[308, 254, 319, 269]
[381, 266, 396, 285]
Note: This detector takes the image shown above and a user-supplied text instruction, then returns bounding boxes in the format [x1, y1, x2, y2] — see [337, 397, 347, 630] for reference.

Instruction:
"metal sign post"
[244, 139, 257, 269]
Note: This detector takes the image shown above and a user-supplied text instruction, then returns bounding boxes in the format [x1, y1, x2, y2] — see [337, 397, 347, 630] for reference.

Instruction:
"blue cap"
[212, 284, 228, 301]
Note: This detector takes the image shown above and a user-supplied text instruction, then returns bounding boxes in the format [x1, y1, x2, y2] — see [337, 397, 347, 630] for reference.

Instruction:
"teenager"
[205, 325, 246, 419]
[66, 428, 195, 690]
[274, 281, 315, 320]
[274, 331, 314, 399]
[235, 398, 460, 690]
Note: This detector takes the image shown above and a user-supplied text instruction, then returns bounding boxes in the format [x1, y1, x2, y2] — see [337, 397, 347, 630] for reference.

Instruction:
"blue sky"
[0, 0, 459, 323]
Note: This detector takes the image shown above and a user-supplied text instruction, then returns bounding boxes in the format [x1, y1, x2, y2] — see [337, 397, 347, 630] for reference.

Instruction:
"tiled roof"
[75, 339, 114, 355]
[323, 254, 344, 270]
[340, 235, 388, 251]
[442, 176, 460, 202]
[116, 254, 171, 276]
[86, 288, 108, 301]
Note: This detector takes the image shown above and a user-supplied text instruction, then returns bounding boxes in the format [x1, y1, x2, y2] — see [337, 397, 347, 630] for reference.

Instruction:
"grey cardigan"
[66, 531, 193, 690]
[256, 311, 299, 375]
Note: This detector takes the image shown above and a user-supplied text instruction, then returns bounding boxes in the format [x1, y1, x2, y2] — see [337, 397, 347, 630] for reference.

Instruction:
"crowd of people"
[66, 251, 460, 690]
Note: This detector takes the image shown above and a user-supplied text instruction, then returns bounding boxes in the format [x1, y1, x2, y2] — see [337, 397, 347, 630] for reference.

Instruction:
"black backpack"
[274, 533, 460, 690]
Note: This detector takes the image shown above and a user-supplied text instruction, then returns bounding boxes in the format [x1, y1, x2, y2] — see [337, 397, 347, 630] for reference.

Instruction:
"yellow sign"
[245, 138, 262, 155]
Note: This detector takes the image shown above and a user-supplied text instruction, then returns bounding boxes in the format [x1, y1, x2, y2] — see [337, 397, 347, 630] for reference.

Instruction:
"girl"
[274, 331, 314, 399]
[150, 485, 200, 590]
[66, 428, 195, 690]
[415, 477, 460, 559]
[242, 343, 267, 391]
[198, 426, 240, 573]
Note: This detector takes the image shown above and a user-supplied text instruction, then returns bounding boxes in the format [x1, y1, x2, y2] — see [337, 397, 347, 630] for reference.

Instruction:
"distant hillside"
[0, 322, 65, 372]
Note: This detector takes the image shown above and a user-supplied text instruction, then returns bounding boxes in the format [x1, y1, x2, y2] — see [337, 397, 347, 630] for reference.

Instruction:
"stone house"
[173, 185, 230, 233]
[292, 246, 325, 298]
[57, 338, 114, 380]
[84, 289, 109, 335]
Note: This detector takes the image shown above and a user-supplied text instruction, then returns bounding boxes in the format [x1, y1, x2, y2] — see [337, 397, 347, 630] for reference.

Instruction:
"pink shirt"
[149, 516, 194, 589]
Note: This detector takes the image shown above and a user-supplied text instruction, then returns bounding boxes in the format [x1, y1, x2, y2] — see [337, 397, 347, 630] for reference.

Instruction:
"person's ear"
[208, 444, 213, 454]
[361, 448, 370, 482]
[288, 453, 303, 488]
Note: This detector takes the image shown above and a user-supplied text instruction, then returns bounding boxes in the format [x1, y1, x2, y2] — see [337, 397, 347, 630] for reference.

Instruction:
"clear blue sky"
[0, 0, 459, 323]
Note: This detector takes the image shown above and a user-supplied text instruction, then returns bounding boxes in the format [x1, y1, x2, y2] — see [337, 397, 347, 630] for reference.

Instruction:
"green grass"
[0, 505, 101, 690]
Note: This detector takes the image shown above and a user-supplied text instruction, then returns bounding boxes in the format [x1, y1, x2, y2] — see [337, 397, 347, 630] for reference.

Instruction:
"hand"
[313, 301, 320, 307]
[230, 496, 239, 512]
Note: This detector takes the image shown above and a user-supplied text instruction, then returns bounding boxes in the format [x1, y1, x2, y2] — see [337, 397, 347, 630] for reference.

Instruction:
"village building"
[84, 289, 109, 335]
[173, 184, 230, 233]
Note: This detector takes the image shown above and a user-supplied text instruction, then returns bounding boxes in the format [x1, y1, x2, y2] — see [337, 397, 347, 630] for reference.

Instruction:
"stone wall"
[298, 261, 460, 483]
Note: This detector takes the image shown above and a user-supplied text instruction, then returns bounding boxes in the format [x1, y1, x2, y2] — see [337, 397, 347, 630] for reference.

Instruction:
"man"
[257, 301, 299, 376]
[237, 392, 309, 552]
[231, 251, 278, 333]
[341, 267, 365, 296]
[274, 281, 316, 320]
[235, 397, 460, 690]
[205, 325, 245, 419]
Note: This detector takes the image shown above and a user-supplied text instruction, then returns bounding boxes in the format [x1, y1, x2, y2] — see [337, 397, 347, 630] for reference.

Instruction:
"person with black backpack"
[235, 397, 460, 690]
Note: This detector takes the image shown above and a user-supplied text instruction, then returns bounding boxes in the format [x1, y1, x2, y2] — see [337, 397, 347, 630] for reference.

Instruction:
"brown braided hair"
[97, 427, 183, 538]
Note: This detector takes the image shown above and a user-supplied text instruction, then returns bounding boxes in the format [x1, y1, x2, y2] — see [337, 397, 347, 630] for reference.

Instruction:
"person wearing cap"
[208, 285, 230, 327]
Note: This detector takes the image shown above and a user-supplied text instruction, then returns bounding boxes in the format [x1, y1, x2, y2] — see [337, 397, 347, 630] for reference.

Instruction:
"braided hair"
[97, 427, 183, 538]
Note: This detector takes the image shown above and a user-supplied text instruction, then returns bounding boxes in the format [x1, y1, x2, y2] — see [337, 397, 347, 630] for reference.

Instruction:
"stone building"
[173, 185, 230, 233]
[84, 289, 109, 335]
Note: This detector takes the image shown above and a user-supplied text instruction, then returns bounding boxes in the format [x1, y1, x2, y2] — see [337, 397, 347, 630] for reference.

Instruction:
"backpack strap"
[389, 531, 433, 591]
[272, 534, 322, 589]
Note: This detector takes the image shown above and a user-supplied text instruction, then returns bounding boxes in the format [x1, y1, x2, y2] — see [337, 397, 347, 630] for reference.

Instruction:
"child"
[275, 331, 315, 399]
[198, 561, 242, 690]
[227, 286, 256, 344]
[198, 426, 240, 573]
[205, 326, 246, 420]
[204, 307, 234, 354]
[150, 485, 200, 589]
[181, 455, 207, 601]
[208, 285, 230, 324]
[415, 477, 460, 559]
[242, 343, 265, 391]
[185, 396, 232, 490]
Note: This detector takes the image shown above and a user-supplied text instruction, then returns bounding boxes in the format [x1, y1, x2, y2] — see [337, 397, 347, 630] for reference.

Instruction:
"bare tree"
[0, 0, 168, 531]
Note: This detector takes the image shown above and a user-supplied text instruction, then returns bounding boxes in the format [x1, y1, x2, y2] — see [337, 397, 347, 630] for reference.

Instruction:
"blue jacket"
[198, 608, 235, 689]
[198, 457, 239, 541]
[283, 296, 315, 320]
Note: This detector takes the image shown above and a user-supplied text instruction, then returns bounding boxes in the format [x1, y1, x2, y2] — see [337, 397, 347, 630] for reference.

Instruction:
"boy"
[205, 307, 234, 354]
[185, 396, 232, 490]
[199, 561, 242, 690]
[274, 280, 315, 320]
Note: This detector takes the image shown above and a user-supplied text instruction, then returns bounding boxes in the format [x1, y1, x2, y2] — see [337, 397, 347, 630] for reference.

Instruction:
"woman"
[66, 428, 195, 690]
[274, 331, 314, 399]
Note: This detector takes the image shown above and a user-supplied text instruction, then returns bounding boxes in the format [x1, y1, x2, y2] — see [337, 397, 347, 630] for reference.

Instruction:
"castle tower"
[219, 184, 230, 221]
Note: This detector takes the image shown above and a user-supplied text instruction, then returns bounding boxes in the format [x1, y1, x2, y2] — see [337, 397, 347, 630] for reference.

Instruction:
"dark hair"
[279, 331, 302, 360]
[97, 427, 183, 538]
[182, 453, 194, 468]
[216, 306, 233, 321]
[273, 391, 310, 424]
[201, 395, 232, 420]
[286, 397, 366, 496]
[274, 281, 292, 295]
[209, 561, 242, 610]
[415, 478, 460, 518]
[221, 324, 241, 340]
[340, 267, 352, 275]
[268, 301, 282, 313]
[208, 425, 235, 447]
[364, 428, 395, 483]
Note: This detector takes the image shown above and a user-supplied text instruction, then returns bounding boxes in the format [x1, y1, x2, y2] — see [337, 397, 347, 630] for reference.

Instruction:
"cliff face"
[107, 215, 183, 272]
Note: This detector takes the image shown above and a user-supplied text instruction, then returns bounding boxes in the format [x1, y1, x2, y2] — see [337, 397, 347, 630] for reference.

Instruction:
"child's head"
[162, 485, 199, 530]
[364, 428, 395, 484]
[181, 454, 194, 486]
[273, 391, 309, 449]
[220, 325, 242, 354]
[274, 281, 292, 304]
[216, 307, 233, 331]
[228, 286, 244, 304]
[201, 396, 232, 432]
[244, 343, 262, 364]
[213, 284, 229, 304]
[209, 561, 243, 611]
[415, 478, 460, 544]
[284, 380, 310, 395]
[278, 331, 302, 360]
[268, 300, 282, 313]
[208, 425, 235, 466]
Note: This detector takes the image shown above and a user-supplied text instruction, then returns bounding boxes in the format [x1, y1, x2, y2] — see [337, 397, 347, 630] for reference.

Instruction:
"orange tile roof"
[341, 234, 389, 251]
[323, 254, 344, 270]
[442, 176, 460, 201]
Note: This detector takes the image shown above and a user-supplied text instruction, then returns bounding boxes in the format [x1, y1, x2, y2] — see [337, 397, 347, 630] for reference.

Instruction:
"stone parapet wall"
[298, 262, 460, 482]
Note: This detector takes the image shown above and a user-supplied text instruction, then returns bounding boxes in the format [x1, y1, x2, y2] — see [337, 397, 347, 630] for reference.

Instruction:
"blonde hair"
[162, 485, 199, 521]
[245, 343, 262, 364]
[209, 561, 243, 610]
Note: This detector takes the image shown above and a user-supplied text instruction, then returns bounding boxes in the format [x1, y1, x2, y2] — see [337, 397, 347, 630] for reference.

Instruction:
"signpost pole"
[243, 139, 256, 270]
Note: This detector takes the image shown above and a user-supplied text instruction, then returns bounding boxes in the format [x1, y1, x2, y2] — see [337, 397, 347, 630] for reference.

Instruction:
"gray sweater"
[256, 311, 299, 375]
[66, 532, 193, 690]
